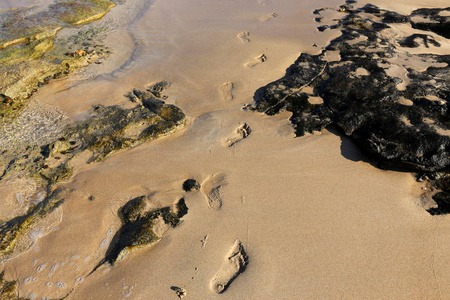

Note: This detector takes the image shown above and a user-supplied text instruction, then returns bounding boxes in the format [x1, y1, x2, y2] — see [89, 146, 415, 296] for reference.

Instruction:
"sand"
[1, 0, 450, 299]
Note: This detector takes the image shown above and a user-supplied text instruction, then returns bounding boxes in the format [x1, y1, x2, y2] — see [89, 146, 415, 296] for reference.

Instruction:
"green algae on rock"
[0, 0, 116, 117]
[0, 0, 115, 50]
[1, 88, 186, 183]
[0, 189, 65, 258]
[91, 197, 188, 273]
[0, 88, 186, 257]
[0, 271, 28, 300]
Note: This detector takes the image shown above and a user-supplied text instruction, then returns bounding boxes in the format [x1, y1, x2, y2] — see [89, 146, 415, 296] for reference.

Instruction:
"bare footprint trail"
[237, 31, 251, 43]
[218, 81, 234, 101]
[210, 240, 248, 294]
[201, 173, 227, 210]
[244, 54, 267, 68]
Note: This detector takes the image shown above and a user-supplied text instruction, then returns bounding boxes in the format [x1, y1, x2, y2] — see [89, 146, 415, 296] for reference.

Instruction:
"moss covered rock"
[91, 197, 188, 273]
[0, 87, 186, 257]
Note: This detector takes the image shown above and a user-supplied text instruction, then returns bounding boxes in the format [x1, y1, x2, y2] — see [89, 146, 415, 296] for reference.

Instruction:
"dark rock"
[381, 11, 409, 23]
[429, 192, 450, 215]
[400, 34, 441, 48]
[0, 94, 13, 105]
[174, 198, 189, 218]
[43, 75, 53, 84]
[410, 8, 450, 38]
[147, 81, 171, 98]
[171, 286, 187, 299]
[0, 189, 64, 256]
[360, 4, 381, 14]
[182, 179, 201, 192]
[254, 4, 450, 213]
[119, 196, 147, 223]
[91, 195, 188, 273]
[0, 271, 22, 300]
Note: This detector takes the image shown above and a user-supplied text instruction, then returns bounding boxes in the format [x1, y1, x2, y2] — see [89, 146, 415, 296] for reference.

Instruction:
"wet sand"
[1, 0, 450, 299]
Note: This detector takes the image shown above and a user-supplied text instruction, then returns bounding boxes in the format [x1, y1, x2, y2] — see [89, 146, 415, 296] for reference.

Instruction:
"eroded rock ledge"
[91, 196, 188, 274]
[253, 2, 450, 214]
[0, 0, 119, 120]
[0, 86, 186, 258]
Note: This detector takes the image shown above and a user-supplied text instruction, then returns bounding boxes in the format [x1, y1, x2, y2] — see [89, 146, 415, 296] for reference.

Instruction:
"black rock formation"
[91, 196, 188, 273]
[182, 179, 201, 192]
[253, 3, 450, 214]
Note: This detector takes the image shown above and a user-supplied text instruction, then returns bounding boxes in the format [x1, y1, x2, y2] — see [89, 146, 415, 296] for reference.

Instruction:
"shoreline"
[0, 0, 449, 299]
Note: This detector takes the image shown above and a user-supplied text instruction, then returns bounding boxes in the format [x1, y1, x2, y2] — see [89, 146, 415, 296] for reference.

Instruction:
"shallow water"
[0, 0, 54, 10]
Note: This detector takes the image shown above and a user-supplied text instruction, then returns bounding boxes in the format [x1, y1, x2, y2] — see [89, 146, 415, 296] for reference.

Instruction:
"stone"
[0, 88, 186, 256]
[91, 196, 188, 273]
[253, 3, 450, 214]
[182, 179, 201, 192]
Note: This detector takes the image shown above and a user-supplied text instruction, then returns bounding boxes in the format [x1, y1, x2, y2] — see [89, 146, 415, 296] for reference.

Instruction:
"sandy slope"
[1, 0, 450, 299]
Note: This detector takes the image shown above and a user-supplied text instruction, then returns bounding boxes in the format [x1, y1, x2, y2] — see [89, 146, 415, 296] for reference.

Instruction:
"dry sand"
[1, 0, 450, 299]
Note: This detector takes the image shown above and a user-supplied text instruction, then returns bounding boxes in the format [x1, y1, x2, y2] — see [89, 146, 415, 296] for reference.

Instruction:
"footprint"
[201, 234, 209, 249]
[223, 123, 251, 147]
[260, 12, 278, 22]
[219, 81, 234, 101]
[170, 286, 186, 299]
[244, 54, 267, 68]
[257, 0, 267, 5]
[201, 174, 227, 210]
[237, 32, 250, 43]
[210, 240, 248, 294]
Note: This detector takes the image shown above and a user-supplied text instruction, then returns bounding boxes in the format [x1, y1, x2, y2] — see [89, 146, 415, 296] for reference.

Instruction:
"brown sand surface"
[2, 0, 450, 299]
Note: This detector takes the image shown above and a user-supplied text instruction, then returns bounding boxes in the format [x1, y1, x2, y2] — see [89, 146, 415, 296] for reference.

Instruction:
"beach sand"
[1, 0, 450, 299]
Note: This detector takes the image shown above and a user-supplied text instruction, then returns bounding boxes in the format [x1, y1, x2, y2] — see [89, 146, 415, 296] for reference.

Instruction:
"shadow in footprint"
[244, 54, 267, 68]
[210, 240, 248, 294]
[223, 123, 251, 147]
[260, 12, 278, 22]
[219, 81, 234, 101]
[201, 174, 227, 210]
[170, 286, 186, 299]
[237, 32, 250, 43]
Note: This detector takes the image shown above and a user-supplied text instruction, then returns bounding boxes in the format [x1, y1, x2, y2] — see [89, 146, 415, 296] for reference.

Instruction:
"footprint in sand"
[260, 12, 278, 22]
[244, 54, 267, 68]
[210, 240, 248, 294]
[201, 173, 227, 210]
[223, 123, 251, 147]
[219, 81, 234, 101]
[257, 0, 267, 5]
[170, 286, 186, 299]
[237, 31, 250, 43]
[201, 234, 209, 249]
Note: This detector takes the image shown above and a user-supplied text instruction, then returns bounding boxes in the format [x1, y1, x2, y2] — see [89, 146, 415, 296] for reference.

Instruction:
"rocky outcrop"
[0, 0, 115, 50]
[182, 179, 201, 192]
[91, 197, 188, 273]
[253, 2, 450, 214]
[410, 7, 450, 39]
[0, 271, 26, 300]
[0, 86, 186, 257]
[0, 189, 65, 258]
[0, 0, 117, 116]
